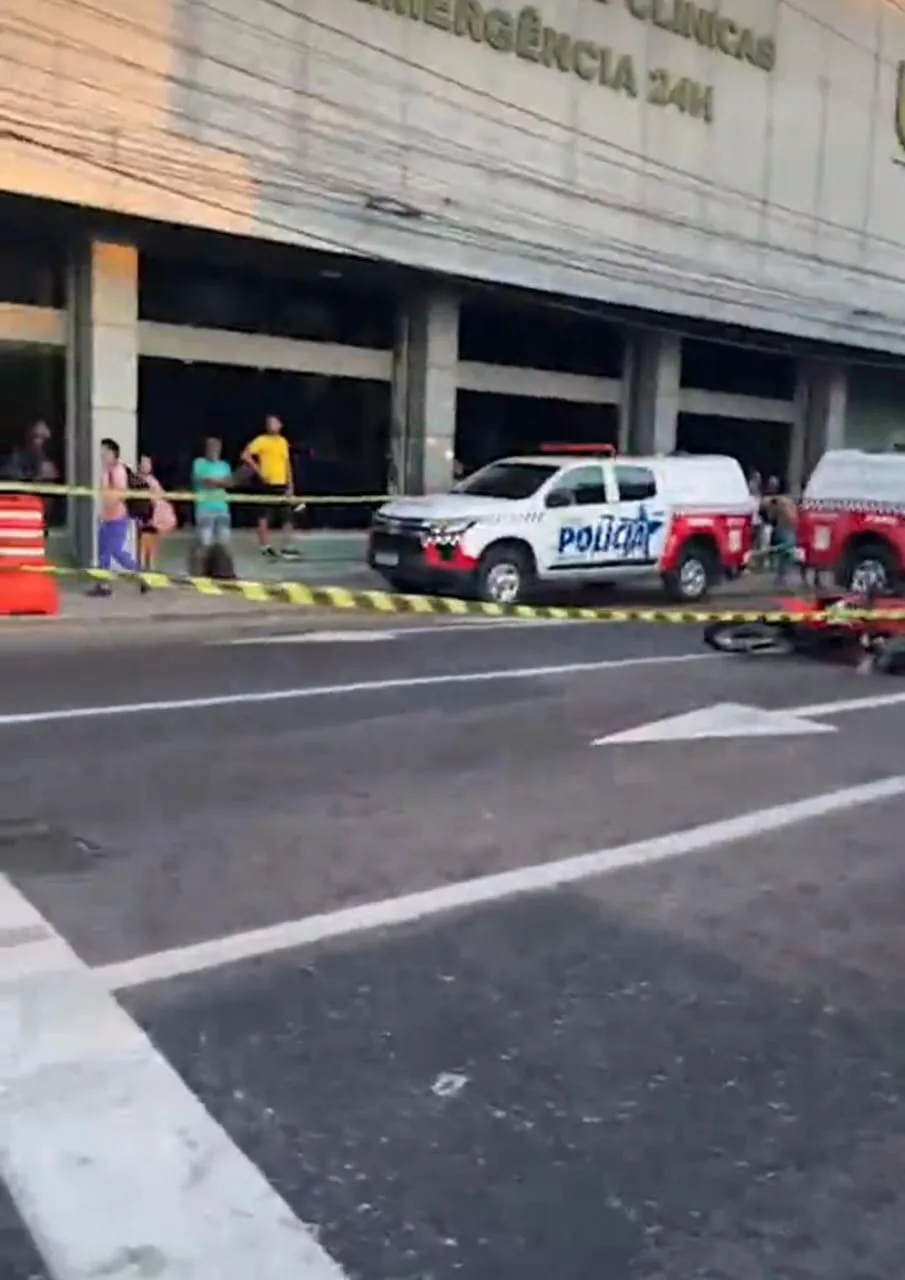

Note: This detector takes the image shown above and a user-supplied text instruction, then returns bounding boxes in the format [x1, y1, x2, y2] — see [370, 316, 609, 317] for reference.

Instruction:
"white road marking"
[0, 652, 710, 727]
[791, 688, 905, 718]
[0, 878, 347, 1280]
[593, 686, 905, 746]
[594, 702, 835, 745]
[96, 774, 905, 991]
[229, 630, 399, 643]
[219, 617, 581, 645]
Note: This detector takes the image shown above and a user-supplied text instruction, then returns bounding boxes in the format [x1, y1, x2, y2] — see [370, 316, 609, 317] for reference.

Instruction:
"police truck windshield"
[456, 461, 558, 499]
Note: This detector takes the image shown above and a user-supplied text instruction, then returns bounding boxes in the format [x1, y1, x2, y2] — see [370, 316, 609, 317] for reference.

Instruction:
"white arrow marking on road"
[593, 701, 836, 745]
[593, 685, 905, 746]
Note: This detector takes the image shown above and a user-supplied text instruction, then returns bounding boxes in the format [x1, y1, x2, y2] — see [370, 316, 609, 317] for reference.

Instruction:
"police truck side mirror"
[545, 490, 571, 509]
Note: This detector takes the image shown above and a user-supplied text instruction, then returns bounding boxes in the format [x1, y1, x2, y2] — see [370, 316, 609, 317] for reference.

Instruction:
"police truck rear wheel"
[663, 546, 716, 602]
[477, 546, 533, 605]
[844, 544, 897, 595]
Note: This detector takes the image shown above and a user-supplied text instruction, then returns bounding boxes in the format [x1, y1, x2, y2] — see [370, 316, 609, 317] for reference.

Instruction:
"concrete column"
[66, 240, 139, 566]
[616, 336, 635, 453]
[788, 359, 847, 492]
[620, 329, 680, 455]
[388, 304, 411, 496]
[390, 288, 458, 494]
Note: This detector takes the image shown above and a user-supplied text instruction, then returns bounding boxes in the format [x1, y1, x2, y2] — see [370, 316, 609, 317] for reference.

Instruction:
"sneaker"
[261, 546, 278, 559]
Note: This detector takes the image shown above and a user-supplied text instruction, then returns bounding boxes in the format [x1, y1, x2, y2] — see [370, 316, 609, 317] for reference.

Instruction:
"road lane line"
[0, 878, 347, 1280]
[0, 652, 710, 726]
[96, 774, 905, 991]
[219, 617, 583, 644]
[790, 688, 905, 718]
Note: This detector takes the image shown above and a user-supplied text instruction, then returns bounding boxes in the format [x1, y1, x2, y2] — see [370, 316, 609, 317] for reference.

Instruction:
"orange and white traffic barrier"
[0, 495, 59, 617]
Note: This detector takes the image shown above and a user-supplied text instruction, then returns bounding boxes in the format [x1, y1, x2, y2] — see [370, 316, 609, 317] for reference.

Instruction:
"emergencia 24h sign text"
[355, 0, 776, 125]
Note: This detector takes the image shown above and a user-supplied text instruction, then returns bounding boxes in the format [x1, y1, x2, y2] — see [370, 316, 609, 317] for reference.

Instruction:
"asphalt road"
[3, 614, 905, 1278]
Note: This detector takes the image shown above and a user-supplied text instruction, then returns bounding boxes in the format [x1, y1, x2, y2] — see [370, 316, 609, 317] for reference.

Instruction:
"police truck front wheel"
[663, 544, 717, 602]
[476, 544, 534, 605]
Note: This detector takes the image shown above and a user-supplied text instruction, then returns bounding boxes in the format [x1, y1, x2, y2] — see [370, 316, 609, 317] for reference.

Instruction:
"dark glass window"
[455, 392, 617, 472]
[140, 257, 394, 348]
[547, 464, 607, 505]
[0, 228, 64, 306]
[460, 296, 623, 376]
[138, 358, 390, 529]
[615, 464, 657, 501]
[676, 414, 791, 488]
[0, 347, 66, 525]
[681, 338, 796, 399]
[457, 460, 558, 499]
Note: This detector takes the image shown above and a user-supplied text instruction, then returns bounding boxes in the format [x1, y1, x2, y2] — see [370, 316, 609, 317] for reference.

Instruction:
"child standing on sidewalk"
[136, 455, 177, 573]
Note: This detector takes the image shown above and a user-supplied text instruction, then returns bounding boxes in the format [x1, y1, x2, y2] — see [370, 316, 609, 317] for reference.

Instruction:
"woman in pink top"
[136, 454, 177, 572]
[90, 437, 142, 596]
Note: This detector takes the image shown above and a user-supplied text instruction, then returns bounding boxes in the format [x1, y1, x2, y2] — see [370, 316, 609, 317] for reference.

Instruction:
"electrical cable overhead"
[24, 0, 905, 255]
[2, 0, 905, 343]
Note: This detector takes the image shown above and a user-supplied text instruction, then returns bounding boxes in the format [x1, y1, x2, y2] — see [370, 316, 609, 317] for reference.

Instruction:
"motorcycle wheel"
[871, 638, 905, 675]
[703, 621, 795, 656]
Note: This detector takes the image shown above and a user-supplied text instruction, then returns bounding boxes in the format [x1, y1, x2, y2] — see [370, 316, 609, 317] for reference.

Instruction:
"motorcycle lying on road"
[703, 589, 905, 673]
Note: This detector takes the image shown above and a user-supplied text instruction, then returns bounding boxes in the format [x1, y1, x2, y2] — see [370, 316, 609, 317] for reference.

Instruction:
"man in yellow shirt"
[241, 415, 297, 557]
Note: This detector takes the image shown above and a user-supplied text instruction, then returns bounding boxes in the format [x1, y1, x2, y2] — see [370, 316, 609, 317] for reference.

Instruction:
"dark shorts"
[257, 482, 290, 525]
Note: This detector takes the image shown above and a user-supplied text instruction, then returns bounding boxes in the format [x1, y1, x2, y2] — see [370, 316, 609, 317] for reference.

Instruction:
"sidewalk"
[0, 568, 788, 636]
[20, 530, 375, 632]
[47, 529, 369, 582]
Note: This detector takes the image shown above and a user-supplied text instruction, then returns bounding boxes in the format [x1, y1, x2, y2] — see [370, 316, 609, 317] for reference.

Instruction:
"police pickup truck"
[367, 452, 756, 605]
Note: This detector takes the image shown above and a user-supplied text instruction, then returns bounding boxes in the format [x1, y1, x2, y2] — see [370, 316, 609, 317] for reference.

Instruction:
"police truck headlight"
[435, 519, 474, 535]
[425, 519, 474, 541]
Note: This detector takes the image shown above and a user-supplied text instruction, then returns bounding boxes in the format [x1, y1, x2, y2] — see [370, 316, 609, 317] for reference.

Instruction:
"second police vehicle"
[368, 451, 756, 604]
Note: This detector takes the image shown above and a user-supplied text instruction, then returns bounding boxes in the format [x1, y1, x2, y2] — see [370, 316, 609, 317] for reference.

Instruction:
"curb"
[12, 565, 864, 625]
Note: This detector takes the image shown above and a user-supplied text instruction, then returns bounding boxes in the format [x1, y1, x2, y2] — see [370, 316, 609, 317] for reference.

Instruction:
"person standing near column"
[191, 436, 234, 575]
[240, 414, 298, 558]
[88, 437, 144, 596]
[137, 454, 177, 573]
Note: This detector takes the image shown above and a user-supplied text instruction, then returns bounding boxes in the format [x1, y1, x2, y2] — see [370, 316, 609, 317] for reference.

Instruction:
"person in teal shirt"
[191, 437, 233, 548]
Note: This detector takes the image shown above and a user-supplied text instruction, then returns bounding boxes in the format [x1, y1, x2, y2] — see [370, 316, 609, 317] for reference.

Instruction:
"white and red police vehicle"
[367, 451, 756, 604]
[801, 449, 905, 593]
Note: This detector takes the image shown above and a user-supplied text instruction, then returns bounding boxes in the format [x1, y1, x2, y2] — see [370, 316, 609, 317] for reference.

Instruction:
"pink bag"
[147, 476, 177, 533]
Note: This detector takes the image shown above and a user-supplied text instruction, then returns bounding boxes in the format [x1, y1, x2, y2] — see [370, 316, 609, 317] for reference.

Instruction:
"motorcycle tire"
[871, 638, 905, 676]
[703, 621, 795, 656]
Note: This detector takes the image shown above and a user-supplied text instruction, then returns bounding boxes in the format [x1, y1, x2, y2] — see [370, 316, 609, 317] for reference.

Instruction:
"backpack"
[188, 540, 236, 580]
[203, 541, 237, 580]
[124, 466, 152, 522]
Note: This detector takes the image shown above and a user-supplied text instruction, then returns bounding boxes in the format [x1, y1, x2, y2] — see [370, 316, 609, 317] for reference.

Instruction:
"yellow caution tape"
[0, 480, 388, 506]
[23, 564, 905, 623]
